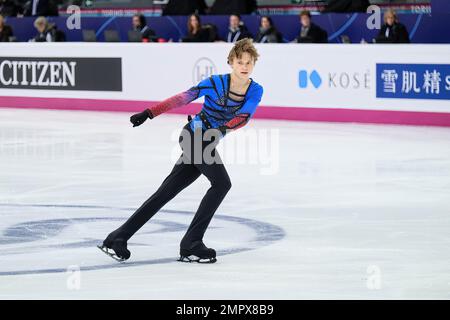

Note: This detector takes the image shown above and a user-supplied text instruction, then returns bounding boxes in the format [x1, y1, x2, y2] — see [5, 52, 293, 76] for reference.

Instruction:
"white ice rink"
[0, 108, 449, 299]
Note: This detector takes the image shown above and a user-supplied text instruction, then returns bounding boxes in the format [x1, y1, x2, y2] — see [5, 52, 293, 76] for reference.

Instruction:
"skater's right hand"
[130, 110, 153, 127]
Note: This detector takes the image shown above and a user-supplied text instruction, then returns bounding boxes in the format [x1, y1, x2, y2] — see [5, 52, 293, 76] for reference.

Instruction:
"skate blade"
[178, 255, 217, 264]
[97, 245, 126, 263]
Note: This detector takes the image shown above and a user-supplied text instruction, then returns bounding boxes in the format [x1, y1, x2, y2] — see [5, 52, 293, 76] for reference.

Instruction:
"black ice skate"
[97, 237, 131, 262]
[178, 240, 217, 263]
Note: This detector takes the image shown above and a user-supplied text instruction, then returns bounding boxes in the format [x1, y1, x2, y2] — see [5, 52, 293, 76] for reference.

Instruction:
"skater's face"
[229, 52, 255, 80]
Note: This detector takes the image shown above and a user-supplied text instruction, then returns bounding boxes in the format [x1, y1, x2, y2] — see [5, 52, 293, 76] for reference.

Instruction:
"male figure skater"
[99, 39, 263, 263]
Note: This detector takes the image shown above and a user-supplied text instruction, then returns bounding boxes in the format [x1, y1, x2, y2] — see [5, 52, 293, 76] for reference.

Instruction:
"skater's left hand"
[130, 110, 152, 127]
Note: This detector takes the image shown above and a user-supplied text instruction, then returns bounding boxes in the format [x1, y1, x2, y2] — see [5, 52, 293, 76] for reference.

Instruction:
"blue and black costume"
[104, 74, 263, 260]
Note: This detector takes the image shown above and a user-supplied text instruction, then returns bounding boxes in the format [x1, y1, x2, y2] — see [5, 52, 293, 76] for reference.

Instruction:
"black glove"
[130, 110, 153, 127]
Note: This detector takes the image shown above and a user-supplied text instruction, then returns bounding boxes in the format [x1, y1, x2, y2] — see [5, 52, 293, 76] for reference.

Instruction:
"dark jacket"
[136, 25, 156, 41]
[182, 27, 211, 42]
[0, 0, 23, 17]
[0, 24, 13, 42]
[33, 25, 65, 42]
[24, 0, 59, 16]
[255, 27, 283, 43]
[297, 23, 328, 43]
[226, 25, 253, 43]
[375, 23, 410, 43]
[203, 23, 220, 42]
[210, 0, 257, 15]
[163, 0, 207, 15]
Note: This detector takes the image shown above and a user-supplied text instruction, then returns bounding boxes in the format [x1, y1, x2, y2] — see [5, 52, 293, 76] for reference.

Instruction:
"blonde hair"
[227, 38, 259, 64]
[384, 9, 398, 23]
[34, 16, 48, 29]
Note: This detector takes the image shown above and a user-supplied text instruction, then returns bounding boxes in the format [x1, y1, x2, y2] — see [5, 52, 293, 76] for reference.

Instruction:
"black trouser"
[108, 123, 231, 249]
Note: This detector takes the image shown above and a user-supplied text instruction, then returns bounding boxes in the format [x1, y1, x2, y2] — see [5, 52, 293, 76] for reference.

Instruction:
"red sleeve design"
[146, 89, 198, 118]
[222, 113, 251, 132]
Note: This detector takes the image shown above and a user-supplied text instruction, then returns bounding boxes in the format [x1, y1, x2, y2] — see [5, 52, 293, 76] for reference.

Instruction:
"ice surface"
[0, 108, 449, 299]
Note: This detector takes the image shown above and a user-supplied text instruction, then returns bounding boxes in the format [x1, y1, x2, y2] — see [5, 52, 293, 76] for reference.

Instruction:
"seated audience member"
[31, 16, 65, 42]
[203, 23, 221, 42]
[210, 0, 257, 15]
[296, 11, 328, 43]
[255, 16, 283, 43]
[0, 0, 23, 17]
[375, 9, 410, 43]
[226, 14, 252, 43]
[163, 0, 208, 15]
[131, 14, 156, 42]
[182, 13, 211, 42]
[0, 14, 13, 41]
[323, 0, 371, 13]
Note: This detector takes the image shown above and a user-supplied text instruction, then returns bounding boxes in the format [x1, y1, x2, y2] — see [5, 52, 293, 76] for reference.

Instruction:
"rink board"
[0, 43, 449, 126]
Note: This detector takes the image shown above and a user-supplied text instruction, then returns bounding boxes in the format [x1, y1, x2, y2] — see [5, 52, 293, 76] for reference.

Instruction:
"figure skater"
[99, 38, 263, 263]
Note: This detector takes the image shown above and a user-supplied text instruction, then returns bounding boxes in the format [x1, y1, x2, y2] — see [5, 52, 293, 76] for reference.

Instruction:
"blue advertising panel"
[376, 63, 450, 100]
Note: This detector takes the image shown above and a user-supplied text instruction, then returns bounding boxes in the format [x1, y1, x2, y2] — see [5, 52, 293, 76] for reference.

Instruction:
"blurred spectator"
[323, 0, 371, 13]
[182, 13, 211, 42]
[25, 0, 59, 17]
[375, 9, 410, 43]
[296, 11, 328, 43]
[0, 14, 13, 41]
[31, 16, 65, 42]
[226, 14, 252, 43]
[203, 23, 221, 42]
[163, 0, 208, 16]
[131, 14, 156, 42]
[0, 0, 23, 17]
[255, 16, 283, 43]
[210, 0, 257, 15]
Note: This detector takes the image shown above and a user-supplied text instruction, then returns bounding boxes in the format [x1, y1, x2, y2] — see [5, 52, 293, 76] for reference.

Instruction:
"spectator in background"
[202, 23, 221, 42]
[0, 14, 13, 41]
[0, 0, 23, 17]
[25, 0, 59, 17]
[132, 14, 156, 42]
[323, 0, 371, 13]
[226, 14, 252, 43]
[210, 0, 257, 15]
[182, 13, 211, 42]
[296, 11, 328, 43]
[255, 16, 283, 43]
[375, 9, 410, 43]
[163, 0, 208, 15]
[31, 16, 65, 42]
